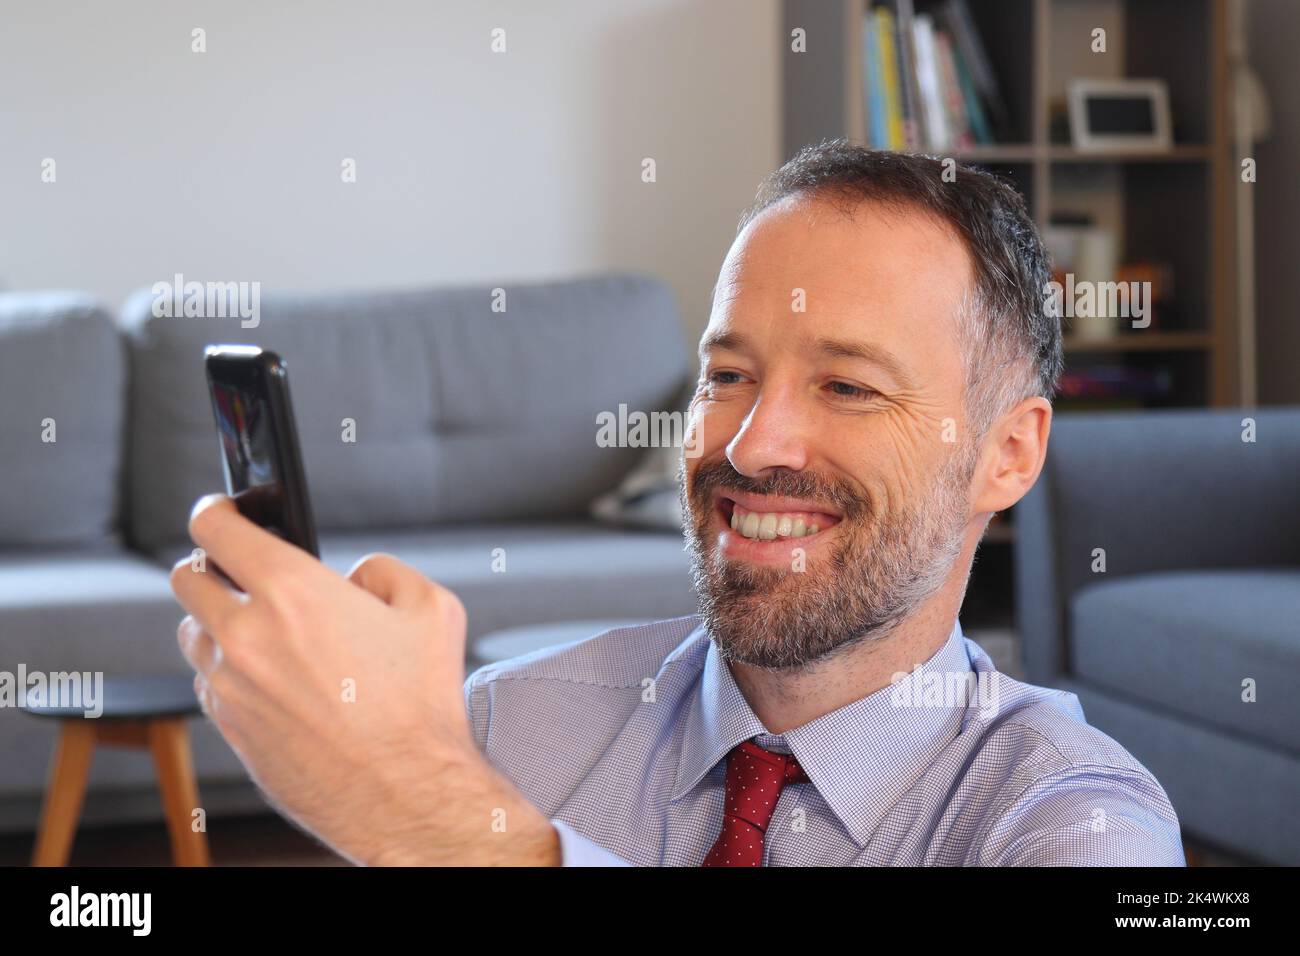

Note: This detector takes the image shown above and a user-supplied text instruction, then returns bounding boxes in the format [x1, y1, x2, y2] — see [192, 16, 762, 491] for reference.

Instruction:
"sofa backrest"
[0, 293, 125, 548]
[1042, 406, 1300, 600]
[119, 273, 691, 553]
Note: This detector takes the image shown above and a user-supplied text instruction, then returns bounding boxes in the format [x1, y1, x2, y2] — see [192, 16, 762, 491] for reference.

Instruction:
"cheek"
[838, 413, 944, 509]
[687, 399, 744, 462]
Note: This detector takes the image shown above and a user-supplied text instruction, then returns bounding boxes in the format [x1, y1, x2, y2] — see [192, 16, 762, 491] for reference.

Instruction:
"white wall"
[0, 0, 780, 345]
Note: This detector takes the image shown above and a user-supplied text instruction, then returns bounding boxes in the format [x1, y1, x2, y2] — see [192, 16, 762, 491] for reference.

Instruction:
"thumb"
[346, 553, 433, 609]
[346, 553, 467, 650]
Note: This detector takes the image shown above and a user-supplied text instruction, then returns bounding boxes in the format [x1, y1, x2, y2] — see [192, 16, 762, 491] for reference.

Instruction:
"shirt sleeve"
[981, 765, 1187, 866]
[552, 820, 634, 866]
[463, 667, 488, 751]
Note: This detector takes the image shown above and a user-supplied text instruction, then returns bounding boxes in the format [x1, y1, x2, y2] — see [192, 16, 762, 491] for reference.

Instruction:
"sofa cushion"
[149, 520, 699, 645]
[0, 548, 184, 675]
[468, 619, 650, 671]
[0, 520, 697, 804]
[0, 293, 124, 546]
[1070, 569, 1300, 752]
[0, 547, 204, 798]
[120, 274, 690, 551]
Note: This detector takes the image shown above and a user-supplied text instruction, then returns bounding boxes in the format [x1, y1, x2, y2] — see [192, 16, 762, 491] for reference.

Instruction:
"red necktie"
[701, 740, 810, 867]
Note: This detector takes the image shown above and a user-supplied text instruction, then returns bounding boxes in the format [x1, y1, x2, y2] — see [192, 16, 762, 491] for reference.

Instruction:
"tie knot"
[724, 741, 808, 826]
[736, 739, 810, 786]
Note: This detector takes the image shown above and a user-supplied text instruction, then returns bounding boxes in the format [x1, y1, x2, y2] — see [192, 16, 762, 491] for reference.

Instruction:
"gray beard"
[681, 453, 972, 670]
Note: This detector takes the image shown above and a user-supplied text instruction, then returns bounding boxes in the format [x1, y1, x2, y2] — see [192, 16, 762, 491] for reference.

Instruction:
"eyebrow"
[697, 329, 746, 357]
[813, 336, 917, 389]
[699, 330, 917, 390]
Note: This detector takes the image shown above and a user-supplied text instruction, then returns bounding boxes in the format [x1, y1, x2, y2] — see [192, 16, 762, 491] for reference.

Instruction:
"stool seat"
[22, 675, 200, 720]
[23, 673, 209, 866]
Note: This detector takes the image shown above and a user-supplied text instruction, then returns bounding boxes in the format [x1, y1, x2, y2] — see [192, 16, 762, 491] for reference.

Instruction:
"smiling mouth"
[717, 497, 843, 542]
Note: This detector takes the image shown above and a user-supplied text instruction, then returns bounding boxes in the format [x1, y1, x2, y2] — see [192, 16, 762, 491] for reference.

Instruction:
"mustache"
[687, 457, 869, 520]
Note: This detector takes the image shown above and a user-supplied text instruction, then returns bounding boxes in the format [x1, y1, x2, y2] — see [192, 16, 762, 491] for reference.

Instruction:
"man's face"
[681, 196, 980, 670]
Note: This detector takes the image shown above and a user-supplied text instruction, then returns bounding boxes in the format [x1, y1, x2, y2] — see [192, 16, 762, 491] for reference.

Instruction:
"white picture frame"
[1067, 78, 1173, 153]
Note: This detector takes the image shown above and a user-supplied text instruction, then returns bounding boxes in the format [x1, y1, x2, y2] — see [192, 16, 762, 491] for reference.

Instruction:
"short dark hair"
[737, 140, 1063, 441]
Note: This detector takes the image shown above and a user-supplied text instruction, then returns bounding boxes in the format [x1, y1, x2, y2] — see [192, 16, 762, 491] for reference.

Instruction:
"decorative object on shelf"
[1066, 78, 1173, 153]
[1115, 260, 1176, 332]
[1043, 220, 1120, 342]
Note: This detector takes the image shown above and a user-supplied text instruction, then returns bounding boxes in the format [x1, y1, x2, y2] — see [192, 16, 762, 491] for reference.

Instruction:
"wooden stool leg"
[32, 721, 97, 866]
[148, 718, 210, 866]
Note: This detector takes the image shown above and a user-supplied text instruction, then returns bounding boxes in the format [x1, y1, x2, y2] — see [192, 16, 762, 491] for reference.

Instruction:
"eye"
[826, 380, 878, 400]
[706, 370, 746, 386]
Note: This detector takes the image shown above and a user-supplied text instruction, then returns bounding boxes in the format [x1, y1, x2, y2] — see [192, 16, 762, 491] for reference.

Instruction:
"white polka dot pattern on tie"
[701, 739, 810, 867]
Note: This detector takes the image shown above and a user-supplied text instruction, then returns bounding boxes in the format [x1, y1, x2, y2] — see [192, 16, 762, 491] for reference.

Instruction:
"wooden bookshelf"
[781, 0, 1239, 626]
[781, 0, 1240, 410]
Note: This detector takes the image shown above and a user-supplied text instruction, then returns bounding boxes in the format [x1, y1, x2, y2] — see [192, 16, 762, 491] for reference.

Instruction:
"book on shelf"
[939, 0, 1007, 136]
[862, 0, 1006, 151]
[893, 0, 924, 149]
[934, 28, 973, 149]
[876, 6, 906, 149]
[862, 4, 888, 147]
[1058, 365, 1175, 401]
[911, 13, 948, 149]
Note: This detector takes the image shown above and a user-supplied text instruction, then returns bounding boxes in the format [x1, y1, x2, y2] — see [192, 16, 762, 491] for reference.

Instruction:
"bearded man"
[173, 143, 1184, 866]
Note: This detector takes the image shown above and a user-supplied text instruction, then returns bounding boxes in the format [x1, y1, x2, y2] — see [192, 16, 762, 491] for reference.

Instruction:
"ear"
[970, 397, 1052, 515]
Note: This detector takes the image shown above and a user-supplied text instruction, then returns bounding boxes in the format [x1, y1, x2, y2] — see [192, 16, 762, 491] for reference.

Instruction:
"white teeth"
[730, 509, 828, 540]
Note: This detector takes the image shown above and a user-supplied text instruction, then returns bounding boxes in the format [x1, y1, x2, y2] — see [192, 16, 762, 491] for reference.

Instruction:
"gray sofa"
[1016, 407, 1300, 865]
[0, 275, 699, 833]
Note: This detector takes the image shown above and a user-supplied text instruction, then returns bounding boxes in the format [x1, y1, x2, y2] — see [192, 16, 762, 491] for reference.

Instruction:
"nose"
[725, 388, 811, 479]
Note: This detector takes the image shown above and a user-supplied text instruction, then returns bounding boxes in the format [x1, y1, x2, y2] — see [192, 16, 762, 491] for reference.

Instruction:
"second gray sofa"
[1016, 407, 1300, 865]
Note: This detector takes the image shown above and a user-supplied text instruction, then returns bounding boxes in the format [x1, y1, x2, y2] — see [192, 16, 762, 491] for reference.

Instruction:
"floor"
[0, 812, 1253, 866]
[0, 813, 347, 867]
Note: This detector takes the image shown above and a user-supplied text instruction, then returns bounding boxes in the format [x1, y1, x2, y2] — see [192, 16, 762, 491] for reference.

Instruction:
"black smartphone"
[204, 345, 320, 558]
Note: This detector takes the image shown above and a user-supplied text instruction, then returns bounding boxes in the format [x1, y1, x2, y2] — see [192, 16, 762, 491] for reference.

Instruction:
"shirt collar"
[671, 618, 974, 847]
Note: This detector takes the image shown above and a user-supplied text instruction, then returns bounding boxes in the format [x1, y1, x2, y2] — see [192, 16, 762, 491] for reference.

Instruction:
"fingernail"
[189, 493, 228, 521]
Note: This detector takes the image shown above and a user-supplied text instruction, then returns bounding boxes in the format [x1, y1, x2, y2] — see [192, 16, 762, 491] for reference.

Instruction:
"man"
[171, 142, 1185, 866]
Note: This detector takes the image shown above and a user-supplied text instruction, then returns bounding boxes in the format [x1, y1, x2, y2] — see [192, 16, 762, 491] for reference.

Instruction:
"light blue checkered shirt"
[464, 615, 1185, 866]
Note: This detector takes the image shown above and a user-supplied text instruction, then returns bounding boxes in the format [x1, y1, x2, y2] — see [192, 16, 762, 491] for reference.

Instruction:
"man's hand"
[169, 494, 561, 866]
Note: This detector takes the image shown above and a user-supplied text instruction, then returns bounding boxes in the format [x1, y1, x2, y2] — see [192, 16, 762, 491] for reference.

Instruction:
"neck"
[727, 532, 979, 735]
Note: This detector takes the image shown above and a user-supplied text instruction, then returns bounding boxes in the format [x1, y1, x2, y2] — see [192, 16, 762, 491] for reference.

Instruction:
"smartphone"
[204, 345, 320, 558]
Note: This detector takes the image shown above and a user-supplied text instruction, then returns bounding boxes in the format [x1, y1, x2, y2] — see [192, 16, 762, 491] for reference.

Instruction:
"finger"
[177, 615, 220, 677]
[187, 494, 321, 597]
[170, 553, 244, 635]
[346, 553, 437, 611]
[194, 674, 215, 721]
